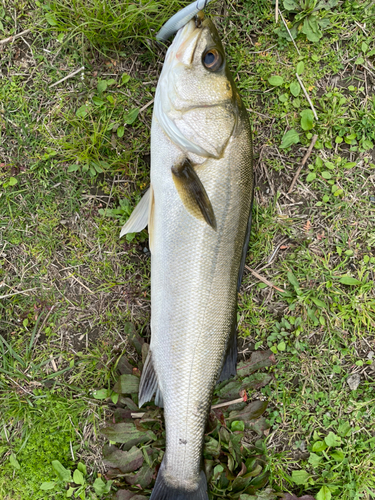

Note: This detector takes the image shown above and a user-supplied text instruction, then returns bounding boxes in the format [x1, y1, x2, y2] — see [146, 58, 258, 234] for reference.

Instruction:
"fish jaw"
[169, 19, 201, 67]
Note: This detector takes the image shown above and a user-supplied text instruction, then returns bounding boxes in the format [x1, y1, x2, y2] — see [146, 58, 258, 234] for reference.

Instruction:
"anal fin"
[139, 350, 164, 408]
[171, 159, 216, 230]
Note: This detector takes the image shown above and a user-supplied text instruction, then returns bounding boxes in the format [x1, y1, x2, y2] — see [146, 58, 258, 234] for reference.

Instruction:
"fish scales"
[121, 16, 253, 500]
[151, 107, 252, 488]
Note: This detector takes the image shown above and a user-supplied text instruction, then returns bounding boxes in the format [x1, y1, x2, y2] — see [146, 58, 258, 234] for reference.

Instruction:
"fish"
[120, 15, 254, 500]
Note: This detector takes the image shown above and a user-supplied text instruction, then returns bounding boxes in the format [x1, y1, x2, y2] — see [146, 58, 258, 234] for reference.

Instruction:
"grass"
[1, 0, 375, 498]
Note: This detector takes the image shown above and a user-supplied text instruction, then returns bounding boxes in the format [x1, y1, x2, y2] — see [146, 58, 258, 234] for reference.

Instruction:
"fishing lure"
[156, 0, 212, 41]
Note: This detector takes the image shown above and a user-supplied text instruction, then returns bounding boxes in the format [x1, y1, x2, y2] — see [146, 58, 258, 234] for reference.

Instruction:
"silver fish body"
[121, 17, 253, 500]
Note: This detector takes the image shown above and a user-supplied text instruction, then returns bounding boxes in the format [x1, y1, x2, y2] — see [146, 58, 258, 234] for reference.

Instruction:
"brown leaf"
[216, 380, 242, 399]
[101, 422, 156, 449]
[113, 408, 133, 422]
[115, 490, 135, 500]
[125, 323, 144, 355]
[103, 445, 144, 473]
[247, 416, 270, 435]
[119, 397, 139, 411]
[117, 356, 134, 375]
[116, 491, 148, 500]
[241, 373, 272, 391]
[281, 495, 316, 500]
[237, 350, 276, 378]
[113, 374, 140, 395]
[124, 463, 154, 488]
[226, 400, 268, 424]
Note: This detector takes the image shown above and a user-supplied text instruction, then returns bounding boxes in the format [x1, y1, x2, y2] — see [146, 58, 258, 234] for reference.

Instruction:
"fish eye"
[202, 49, 223, 72]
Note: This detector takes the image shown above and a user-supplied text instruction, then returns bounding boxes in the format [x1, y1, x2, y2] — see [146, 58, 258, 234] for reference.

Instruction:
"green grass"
[1, 0, 375, 498]
[0, 389, 100, 499]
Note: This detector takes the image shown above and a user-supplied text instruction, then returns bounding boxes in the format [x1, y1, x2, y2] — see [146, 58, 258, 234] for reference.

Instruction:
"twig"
[288, 134, 318, 194]
[363, 64, 375, 78]
[211, 398, 244, 409]
[267, 238, 290, 264]
[0, 28, 31, 45]
[245, 265, 284, 293]
[104, 175, 116, 214]
[130, 397, 246, 418]
[49, 66, 85, 88]
[246, 108, 271, 119]
[354, 20, 368, 35]
[296, 73, 318, 120]
[69, 440, 75, 461]
[131, 412, 146, 418]
[8, 377, 34, 396]
[0, 287, 38, 300]
[278, 9, 301, 56]
[36, 305, 57, 341]
[50, 355, 58, 372]
[139, 99, 154, 113]
[67, 274, 95, 294]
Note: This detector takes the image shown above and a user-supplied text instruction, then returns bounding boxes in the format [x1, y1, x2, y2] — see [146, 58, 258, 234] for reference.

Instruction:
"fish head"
[155, 18, 241, 159]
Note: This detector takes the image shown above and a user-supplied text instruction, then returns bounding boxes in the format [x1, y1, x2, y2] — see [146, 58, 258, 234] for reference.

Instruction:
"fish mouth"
[168, 18, 203, 67]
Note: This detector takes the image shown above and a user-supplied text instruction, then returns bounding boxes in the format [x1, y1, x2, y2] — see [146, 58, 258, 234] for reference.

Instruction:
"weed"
[42, 0, 188, 51]
[0, 389, 99, 500]
[40, 460, 113, 498]
[277, 0, 340, 43]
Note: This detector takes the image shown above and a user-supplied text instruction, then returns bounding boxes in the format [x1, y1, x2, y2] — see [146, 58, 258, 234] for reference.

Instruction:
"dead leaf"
[226, 400, 268, 424]
[116, 491, 148, 500]
[113, 374, 140, 395]
[124, 463, 154, 488]
[125, 322, 144, 355]
[103, 445, 144, 473]
[101, 422, 156, 449]
[241, 373, 272, 391]
[237, 350, 276, 378]
[117, 355, 134, 375]
[347, 373, 361, 391]
[281, 494, 316, 500]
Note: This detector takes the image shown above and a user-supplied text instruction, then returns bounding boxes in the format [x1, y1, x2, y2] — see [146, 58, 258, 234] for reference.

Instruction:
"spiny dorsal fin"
[119, 188, 151, 238]
[171, 159, 216, 230]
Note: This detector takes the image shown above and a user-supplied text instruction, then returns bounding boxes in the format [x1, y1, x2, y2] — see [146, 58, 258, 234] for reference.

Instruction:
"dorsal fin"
[237, 184, 254, 291]
[217, 309, 238, 383]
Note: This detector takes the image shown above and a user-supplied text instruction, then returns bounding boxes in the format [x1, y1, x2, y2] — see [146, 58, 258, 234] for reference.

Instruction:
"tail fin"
[150, 467, 208, 500]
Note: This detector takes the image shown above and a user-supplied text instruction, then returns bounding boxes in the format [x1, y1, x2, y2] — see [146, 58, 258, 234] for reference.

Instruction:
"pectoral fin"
[171, 159, 216, 230]
[120, 188, 151, 238]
